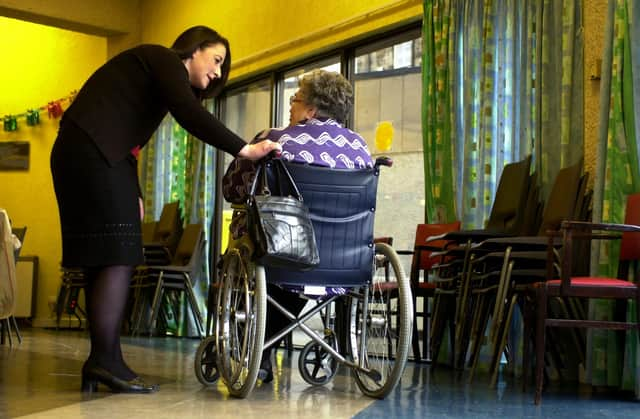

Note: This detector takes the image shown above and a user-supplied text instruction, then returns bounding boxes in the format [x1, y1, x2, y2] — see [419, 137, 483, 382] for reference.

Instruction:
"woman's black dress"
[49, 44, 246, 268]
[51, 119, 143, 267]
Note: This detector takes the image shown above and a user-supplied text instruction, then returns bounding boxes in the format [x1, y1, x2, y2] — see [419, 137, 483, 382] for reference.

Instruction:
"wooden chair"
[0, 226, 26, 346]
[427, 156, 534, 369]
[533, 193, 640, 404]
[398, 222, 461, 362]
[144, 201, 183, 263]
[459, 162, 587, 386]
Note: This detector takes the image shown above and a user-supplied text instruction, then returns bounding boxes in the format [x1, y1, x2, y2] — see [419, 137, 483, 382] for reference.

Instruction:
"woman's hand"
[237, 140, 282, 161]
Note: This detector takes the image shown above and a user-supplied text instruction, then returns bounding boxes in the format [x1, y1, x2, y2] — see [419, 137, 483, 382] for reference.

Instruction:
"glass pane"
[353, 34, 424, 254]
[222, 78, 271, 140]
[220, 78, 272, 214]
[278, 58, 341, 127]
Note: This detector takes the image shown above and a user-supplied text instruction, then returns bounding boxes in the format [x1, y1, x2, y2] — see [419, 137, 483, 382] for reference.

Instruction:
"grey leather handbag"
[247, 158, 320, 271]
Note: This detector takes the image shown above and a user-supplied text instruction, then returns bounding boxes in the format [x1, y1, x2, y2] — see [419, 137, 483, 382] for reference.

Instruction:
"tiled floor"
[1, 328, 639, 418]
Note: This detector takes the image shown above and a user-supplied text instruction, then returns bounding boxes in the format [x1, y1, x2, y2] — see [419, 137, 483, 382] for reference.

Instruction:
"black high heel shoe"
[81, 365, 159, 393]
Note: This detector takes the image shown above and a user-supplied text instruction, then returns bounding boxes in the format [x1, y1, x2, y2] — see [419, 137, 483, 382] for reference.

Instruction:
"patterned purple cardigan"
[223, 117, 373, 204]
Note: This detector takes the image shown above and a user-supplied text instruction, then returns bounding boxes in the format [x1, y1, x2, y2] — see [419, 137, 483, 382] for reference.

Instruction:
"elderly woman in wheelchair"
[194, 70, 412, 399]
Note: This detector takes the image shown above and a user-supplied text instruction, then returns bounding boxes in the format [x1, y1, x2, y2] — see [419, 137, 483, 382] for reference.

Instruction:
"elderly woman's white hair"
[298, 70, 354, 124]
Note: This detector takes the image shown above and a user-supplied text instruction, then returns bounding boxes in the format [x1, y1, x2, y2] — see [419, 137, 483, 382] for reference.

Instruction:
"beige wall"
[584, 0, 607, 186]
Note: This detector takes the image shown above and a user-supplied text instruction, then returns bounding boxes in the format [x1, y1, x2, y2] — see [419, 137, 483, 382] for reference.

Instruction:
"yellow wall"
[0, 16, 106, 325]
[139, 0, 423, 79]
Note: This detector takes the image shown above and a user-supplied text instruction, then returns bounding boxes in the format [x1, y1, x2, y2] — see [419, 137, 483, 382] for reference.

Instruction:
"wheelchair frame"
[194, 158, 412, 399]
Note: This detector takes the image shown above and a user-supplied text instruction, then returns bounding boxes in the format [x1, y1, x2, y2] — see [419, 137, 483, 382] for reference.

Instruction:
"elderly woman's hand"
[237, 140, 282, 161]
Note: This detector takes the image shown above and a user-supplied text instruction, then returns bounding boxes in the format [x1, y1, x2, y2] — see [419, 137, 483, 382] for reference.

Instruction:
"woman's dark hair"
[172, 26, 231, 99]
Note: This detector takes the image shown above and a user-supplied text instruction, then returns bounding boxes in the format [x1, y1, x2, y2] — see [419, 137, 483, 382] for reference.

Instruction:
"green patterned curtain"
[422, 0, 583, 372]
[139, 105, 217, 337]
[589, 0, 640, 398]
[422, 0, 457, 223]
[422, 0, 583, 228]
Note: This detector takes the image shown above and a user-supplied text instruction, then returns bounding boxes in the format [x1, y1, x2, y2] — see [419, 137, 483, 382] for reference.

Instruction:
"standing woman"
[50, 26, 279, 394]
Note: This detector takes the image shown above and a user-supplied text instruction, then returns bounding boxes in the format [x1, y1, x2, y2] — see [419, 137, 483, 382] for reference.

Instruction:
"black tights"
[85, 265, 135, 380]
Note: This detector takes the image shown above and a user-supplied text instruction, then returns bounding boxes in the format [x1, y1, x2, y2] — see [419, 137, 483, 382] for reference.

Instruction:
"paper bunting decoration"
[26, 109, 40, 126]
[3, 115, 18, 132]
[1, 90, 76, 132]
[47, 101, 64, 119]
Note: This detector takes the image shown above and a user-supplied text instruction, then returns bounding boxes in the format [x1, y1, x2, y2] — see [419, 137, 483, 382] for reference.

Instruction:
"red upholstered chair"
[534, 193, 640, 404]
[398, 222, 461, 362]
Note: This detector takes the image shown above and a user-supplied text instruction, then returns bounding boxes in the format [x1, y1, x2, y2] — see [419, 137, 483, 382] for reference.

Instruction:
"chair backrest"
[620, 193, 640, 261]
[154, 201, 183, 255]
[413, 222, 461, 272]
[11, 227, 26, 260]
[171, 223, 204, 267]
[486, 155, 532, 234]
[141, 221, 158, 245]
[536, 159, 583, 235]
[265, 161, 379, 288]
[519, 172, 542, 236]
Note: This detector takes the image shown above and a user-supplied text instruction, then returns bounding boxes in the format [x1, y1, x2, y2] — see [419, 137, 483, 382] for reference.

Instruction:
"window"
[220, 25, 424, 253]
[277, 57, 341, 127]
[220, 77, 272, 213]
[353, 30, 424, 252]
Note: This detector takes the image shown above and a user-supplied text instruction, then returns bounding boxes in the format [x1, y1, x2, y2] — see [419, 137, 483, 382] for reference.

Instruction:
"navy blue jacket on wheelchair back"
[264, 161, 379, 288]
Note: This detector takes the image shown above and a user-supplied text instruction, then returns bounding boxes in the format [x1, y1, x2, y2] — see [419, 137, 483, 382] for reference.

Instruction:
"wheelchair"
[194, 157, 412, 399]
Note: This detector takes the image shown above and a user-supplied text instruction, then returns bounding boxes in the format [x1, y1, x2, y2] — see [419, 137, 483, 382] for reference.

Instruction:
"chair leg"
[183, 274, 204, 338]
[148, 273, 165, 337]
[10, 316, 21, 343]
[490, 293, 518, 387]
[466, 291, 486, 368]
[521, 293, 534, 392]
[468, 293, 494, 383]
[412, 294, 422, 362]
[1, 318, 6, 345]
[2, 318, 13, 347]
[429, 292, 445, 369]
[534, 286, 547, 405]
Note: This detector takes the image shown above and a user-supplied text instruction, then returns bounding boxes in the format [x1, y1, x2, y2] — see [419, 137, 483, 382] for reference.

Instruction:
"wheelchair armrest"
[375, 156, 393, 168]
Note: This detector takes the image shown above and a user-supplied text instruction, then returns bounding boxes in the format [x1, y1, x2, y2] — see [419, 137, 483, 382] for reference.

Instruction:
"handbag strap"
[249, 162, 269, 197]
[248, 158, 304, 201]
[272, 159, 304, 201]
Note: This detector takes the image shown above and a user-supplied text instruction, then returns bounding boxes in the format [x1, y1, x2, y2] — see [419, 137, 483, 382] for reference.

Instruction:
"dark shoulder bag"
[247, 159, 320, 270]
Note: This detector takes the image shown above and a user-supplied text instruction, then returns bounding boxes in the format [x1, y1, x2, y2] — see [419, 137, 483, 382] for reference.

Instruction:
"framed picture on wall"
[0, 141, 29, 171]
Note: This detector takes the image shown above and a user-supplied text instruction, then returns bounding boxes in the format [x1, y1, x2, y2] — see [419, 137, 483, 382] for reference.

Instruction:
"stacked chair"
[397, 222, 461, 362]
[427, 158, 593, 392]
[427, 155, 534, 369]
[146, 222, 206, 337]
[128, 201, 206, 338]
[55, 267, 87, 329]
[463, 160, 588, 385]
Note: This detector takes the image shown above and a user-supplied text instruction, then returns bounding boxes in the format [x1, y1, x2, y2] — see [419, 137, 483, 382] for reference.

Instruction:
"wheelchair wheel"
[215, 248, 266, 398]
[194, 335, 219, 386]
[298, 331, 339, 386]
[349, 242, 412, 398]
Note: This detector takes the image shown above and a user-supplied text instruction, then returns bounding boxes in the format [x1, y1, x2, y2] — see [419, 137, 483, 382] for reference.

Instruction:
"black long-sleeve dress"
[51, 44, 245, 267]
